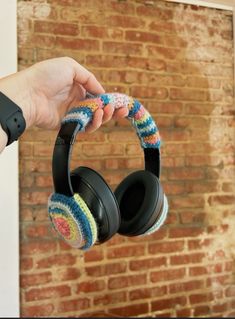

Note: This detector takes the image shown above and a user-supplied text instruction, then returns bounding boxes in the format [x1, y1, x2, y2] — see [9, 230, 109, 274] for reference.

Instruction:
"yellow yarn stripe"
[74, 193, 98, 245]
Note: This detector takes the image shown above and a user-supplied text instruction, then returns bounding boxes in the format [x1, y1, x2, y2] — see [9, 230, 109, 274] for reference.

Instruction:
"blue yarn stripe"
[50, 193, 93, 250]
[128, 100, 141, 117]
[144, 140, 161, 148]
[140, 127, 157, 137]
[136, 117, 154, 129]
[99, 94, 110, 106]
[67, 106, 93, 118]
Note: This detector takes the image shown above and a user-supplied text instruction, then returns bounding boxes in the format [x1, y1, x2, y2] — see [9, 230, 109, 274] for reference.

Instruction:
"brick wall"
[18, 0, 235, 317]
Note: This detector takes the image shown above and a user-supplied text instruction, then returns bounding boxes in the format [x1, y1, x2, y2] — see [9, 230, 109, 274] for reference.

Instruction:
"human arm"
[0, 57, 128, 153]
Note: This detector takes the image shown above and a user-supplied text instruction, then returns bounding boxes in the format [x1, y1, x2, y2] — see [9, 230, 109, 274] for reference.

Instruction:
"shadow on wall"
[18, 0, 235, 317]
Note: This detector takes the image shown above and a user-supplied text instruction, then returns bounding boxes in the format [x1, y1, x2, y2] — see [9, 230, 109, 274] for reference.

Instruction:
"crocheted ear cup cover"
[48, 93, 163, 250]
[48, 193, 97, 250]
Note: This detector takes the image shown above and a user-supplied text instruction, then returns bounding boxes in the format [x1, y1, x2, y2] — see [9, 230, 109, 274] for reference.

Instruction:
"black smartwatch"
[0, 92, 26, 146]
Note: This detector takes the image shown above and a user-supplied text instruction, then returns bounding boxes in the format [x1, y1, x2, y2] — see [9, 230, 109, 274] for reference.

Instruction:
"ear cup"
[70, 167, 121, 243]
[48, 192, 98, 250]
[114, 170, 164, 236]
[144, 194, 168, 235]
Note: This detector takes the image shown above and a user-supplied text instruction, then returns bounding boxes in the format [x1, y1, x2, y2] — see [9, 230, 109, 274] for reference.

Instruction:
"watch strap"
[0, 91, 26, 145]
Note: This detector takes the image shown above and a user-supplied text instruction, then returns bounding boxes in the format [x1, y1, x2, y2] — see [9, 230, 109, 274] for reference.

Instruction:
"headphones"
[48, 93, 168, 250]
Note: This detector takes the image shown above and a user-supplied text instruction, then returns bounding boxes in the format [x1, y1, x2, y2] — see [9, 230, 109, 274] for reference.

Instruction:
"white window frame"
[0, 0, 19, 317]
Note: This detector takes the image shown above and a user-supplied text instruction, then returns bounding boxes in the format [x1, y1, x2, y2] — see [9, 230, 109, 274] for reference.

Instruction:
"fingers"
[85, 106, 129, 133]
[85, 108, 103, 133]
[113, 107, 129, 119]
[71, 58, 105, 95]
[102, 104, 114, 123]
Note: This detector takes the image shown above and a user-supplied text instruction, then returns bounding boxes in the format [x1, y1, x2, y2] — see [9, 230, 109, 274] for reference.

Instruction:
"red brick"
[170, 196, 205, 209]
[107, 15, 145, 28]
[20, 190, 51, 205]
[148, 240, 185, 254]
[125, 30, 163, 44]
[130, 86, 168, 99]
[212, 303, 228, 313]
[84, 249, 104, 262]
[147, 45, 181, 60]
[94, 291, 127, 306]
[207, 275, 230, 287]
[55, 37, 100, 51]
[77, 280, 105, 293]
[34, 20, 78, 36]
[103, 41, 143, 55]
[169, 279, 204, 294]
[108, 274, 146, 290]
[109, 303, 149, 317]
[20, 257, 33, 271]
[29, 34, 56, 49]
[85, 262, 127, 277]
[170, 88, 208, 101]
[21, 303, 54, 317]
[129, 288, 151, 300]
[20, 241, 57, 256]
[21, 272, 52, 288]
[25, 223, 50, 238]
[58, 298, 90, 312]
[170, 252, 205, 265]
[82, 26, 123, 39]
[180, 211, 206, 224]
[36, 254, 76, 269]
[130, 286, 166, 301]
[194, 305, 211, 316]
[82, 144, 124, 157]
[129, 257, 167, 271]
[189, 266, 208, 276]
[190, 292, 213, 304]
[25, 285, 71, 301]
[177, 308, 192, 317]
[208, 195, 235, 206]
[151, 296, 187, 311]
[56, 267, 81, 281]
[225, 286, 235, 297]
[168, 167, 205, 180]
[136, 5, 173, 20]
[188, 238, 212, 250]
[150, 268, 186, 283]
[169, 227, 204, 238]
[107, 244, 145, 259]
[35, 175, 53, 188]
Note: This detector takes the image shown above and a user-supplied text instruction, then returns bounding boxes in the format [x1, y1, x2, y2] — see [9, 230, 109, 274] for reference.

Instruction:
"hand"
[0, 57, 128, 132]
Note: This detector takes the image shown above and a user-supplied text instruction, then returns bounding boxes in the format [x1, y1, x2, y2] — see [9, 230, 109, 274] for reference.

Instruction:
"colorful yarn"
[62, 93, 161, 149]
[48, 193, 97, 250]
[143, 195, 168, 236]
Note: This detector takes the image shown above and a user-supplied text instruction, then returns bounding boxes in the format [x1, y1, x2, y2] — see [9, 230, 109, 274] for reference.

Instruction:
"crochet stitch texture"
[62, 93, 161, 149]
[48, 93, 164, 250]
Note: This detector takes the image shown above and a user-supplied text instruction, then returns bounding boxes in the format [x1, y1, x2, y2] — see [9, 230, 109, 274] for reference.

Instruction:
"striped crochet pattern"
[62, 93, 161, 149]
[48, 192, 97, 250]
[49, 93, 162, 250]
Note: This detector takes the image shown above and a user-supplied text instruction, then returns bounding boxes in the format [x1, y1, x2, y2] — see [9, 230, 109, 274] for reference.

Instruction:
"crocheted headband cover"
[48, 93, 168, 250]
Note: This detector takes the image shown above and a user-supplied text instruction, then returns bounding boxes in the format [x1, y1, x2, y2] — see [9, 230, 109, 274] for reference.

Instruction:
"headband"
[52, 93, 161, 197]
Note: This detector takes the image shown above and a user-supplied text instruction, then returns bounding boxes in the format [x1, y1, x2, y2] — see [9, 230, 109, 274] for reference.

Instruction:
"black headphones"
[48, 93, 168, 250]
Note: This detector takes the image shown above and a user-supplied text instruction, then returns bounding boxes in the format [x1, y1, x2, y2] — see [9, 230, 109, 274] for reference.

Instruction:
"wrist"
[0, 69, 36, 128]
[0, 91, 26, 146]
[0, 124, 8, 153]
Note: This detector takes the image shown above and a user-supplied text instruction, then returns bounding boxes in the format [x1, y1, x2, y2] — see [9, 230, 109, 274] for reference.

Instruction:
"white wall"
[0, 0, 19, 317]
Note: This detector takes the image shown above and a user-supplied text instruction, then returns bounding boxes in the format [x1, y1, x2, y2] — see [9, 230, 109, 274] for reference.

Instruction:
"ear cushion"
[114, 170, 164, 236]
[70, 167, 121, 243]
[48, 192, 98, 250]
